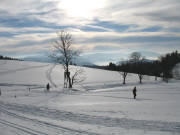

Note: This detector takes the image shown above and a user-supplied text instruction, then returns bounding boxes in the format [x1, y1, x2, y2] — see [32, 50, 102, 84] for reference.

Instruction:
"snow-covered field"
[0, 60, 180, 135]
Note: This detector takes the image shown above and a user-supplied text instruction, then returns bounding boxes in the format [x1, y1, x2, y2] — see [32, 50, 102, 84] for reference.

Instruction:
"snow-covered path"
[0, 104, 99, 135]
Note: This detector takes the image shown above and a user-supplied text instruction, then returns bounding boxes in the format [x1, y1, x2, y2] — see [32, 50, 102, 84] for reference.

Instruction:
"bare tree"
[51, 30, 80, 88]
[138, 73, 143, 84]
[120, 72, 128, 84]
[118, 62, 129, 84]
[129, 52, 142, 63]
[129, 52, 145, 84]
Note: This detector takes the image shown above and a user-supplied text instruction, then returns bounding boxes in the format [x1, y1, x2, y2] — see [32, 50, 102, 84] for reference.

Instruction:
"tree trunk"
[68, 76, 72, 88]
[123, 77, 126, 84]
[67, 71, 72, 88]
[138, 74, 143, 84]
[122, 72, 127, 85]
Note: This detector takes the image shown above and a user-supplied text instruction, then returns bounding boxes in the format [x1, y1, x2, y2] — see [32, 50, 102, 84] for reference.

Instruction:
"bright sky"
[0, 0, 180, 65]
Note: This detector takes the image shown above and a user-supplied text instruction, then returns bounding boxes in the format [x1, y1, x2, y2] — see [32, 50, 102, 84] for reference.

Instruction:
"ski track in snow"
[0, 119, 49, 135]
[81, 80, 160, 91]
[0, 103, 100, 135]
[0, 83, 43, 88]
[45, 64, 57, 88]
[1, 101, 180, 134]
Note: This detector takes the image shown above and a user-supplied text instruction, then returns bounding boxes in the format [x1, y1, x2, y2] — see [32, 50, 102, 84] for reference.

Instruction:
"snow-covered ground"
[0, 60, 180, 135]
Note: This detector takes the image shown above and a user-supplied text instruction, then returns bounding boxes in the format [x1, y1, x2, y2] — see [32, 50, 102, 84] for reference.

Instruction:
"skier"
[46, 83, 50, 91]
[133, 86, 137, 99]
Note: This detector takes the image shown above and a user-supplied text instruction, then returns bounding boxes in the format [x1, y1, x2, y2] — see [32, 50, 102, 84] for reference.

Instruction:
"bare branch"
[71, 67, 86, 85]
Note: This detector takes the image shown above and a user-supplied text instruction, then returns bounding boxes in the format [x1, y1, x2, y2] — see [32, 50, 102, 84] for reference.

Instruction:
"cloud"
[0, 0, 180, 64]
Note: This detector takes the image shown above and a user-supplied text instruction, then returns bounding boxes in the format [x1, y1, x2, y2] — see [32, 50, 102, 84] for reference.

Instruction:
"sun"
[59, 0, 106, 19]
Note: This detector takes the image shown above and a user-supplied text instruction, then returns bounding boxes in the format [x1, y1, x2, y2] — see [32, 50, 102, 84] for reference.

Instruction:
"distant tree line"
[0, 55, 20, 61]
[106, 51, 180, 83]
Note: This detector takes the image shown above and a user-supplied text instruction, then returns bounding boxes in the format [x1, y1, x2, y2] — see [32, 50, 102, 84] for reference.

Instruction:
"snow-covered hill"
[0, 60, 180, 135]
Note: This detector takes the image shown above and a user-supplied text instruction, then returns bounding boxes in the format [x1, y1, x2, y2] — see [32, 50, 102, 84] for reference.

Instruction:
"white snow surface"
[0, 60, 180, 135]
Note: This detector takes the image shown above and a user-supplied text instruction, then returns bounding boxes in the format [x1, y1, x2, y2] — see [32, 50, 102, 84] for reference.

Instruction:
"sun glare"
[59, 0, 106, 19]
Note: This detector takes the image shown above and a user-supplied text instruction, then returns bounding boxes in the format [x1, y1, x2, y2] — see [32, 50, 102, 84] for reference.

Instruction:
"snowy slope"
[0, 60, 180, 135]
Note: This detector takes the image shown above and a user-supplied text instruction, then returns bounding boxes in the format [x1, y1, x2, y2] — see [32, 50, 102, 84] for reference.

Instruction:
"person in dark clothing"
[133, 86, 137, 99]
[46, 83, 50, 91]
